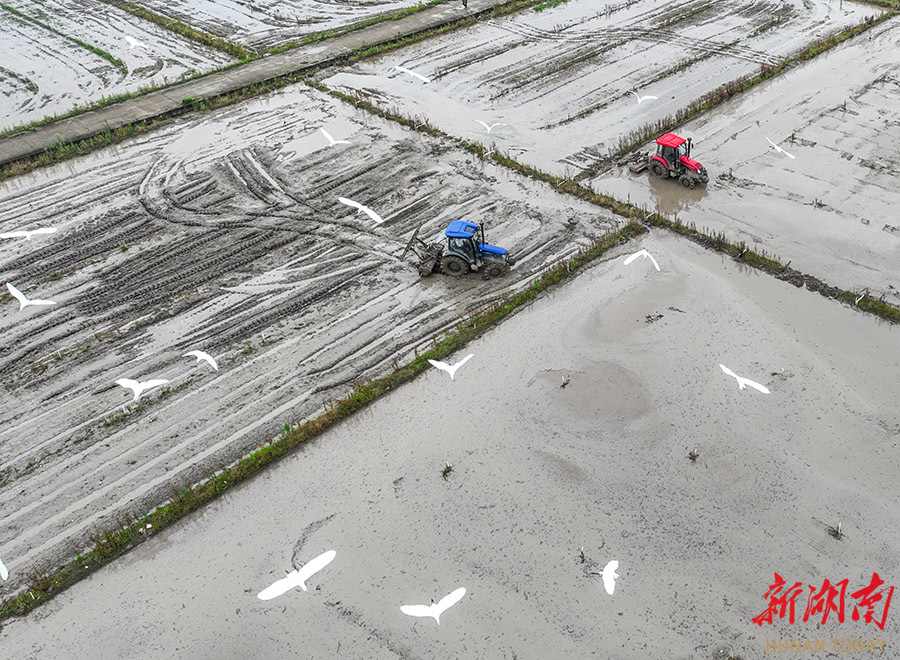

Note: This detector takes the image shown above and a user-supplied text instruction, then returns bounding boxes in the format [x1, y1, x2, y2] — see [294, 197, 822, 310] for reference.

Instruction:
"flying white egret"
[765, 136, 796, 159]
[0, 554, 8, 580]
[320, 128, 351, 147]
[594, 559, 621, 596]
[338, 197, 385, 224]
[475, 120, 506, 133]
[184, 350, 218, 371]
[623, 249, 660, 272]
[125, 36, 145, 50]
[257, 550, 336, 601]
[400, 587, 466, 624]
[0, 227, 57, 240]
[427, 354, 474, 380]
[630, 91, 658, 104]
[115, 378, 170, 402]
[719, 364, 770, 394]
[6, 282, 57, 310]
[596, 560, 620, 595]
[394, 65, 430, 83]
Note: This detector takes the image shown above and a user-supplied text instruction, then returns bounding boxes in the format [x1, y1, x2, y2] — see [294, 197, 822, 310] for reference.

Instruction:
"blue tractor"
[402, 220, 514, 278]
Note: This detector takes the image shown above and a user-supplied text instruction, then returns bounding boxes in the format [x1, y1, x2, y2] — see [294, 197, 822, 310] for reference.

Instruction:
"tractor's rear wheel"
[441, 255, 468, 277]
[650, 162, 667, 178]
[484, 260, 510, 279]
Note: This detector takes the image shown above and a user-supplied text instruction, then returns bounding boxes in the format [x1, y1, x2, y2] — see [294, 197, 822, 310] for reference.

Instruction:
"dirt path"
[4, 231, 898, 659]
[0, 84, 620, 591]
[0, 0, 502, 162]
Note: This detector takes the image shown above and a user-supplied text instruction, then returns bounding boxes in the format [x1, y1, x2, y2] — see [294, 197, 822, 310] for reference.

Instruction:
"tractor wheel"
[650, 162, 667, 178]
[484, 260, 510, 279]
[680, 175, 693, 188]
[441, 255, 468, 277]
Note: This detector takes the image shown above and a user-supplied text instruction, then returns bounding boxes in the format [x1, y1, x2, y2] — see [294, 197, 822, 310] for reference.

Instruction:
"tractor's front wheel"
[650, 161, 667, 178]
[680, 175, 694, 189]
[484, 260, 510, 279]
[441, 255, 469, 277]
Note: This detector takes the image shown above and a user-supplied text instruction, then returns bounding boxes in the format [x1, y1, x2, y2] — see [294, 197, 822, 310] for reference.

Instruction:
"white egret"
[6, 282, 57, 310]
[0, 227, 57, 240]
[320, 128, 351, 147]
[427, 354, 474, 380]
[596, 560, 620, 595]
[719, 364, 770, 394]
[258, 550, 336, 600]
[395, 65, 430, 83]
[184, 350, 218, 371]
[623, 249, 660, 272]
[115, 378, 170, 402]
[338, 197, 385, 224]
[630, 91, 658, 104]
[766, 136, 796, 159]
[475, 120, 506, 133]
[400, 587, 466, 624]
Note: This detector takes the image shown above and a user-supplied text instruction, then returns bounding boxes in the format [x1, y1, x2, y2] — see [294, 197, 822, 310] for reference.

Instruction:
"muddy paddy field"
[0, 84, 619, 593]
[320, 0, 880, 175]
[3, 233, 899, 659]
[1, 0, 900, 657]
[0, 0, 235, 131]
[319, 0, 896, 298]
[591, 16, 900, 309]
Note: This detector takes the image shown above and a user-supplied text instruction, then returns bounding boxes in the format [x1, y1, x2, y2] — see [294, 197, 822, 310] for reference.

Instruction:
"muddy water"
[591, 17, 900, 305]
[0, 0, 233, 131]
[0, 83, 620, 589]
[4, 232, 898, 659]
[320, 0, 877, 175]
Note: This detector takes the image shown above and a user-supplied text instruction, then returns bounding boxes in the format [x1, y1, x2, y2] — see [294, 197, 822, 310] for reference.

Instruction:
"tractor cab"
[649, 133, 709, 188]
[400, 220, 515, 278]
[443, 221, 512, 277]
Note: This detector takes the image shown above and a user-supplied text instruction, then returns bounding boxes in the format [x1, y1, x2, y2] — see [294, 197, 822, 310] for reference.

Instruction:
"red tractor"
[648, 133, 709, 188]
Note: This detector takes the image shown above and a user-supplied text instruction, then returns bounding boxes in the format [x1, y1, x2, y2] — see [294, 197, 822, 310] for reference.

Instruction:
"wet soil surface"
[138, 0, 461, 49]
[0, 0, 234, 131]
[3, 233, 899, 658]
[0, 84, 620, 590]
[592, 17, 900, 305]
[319, 0, 879, 175]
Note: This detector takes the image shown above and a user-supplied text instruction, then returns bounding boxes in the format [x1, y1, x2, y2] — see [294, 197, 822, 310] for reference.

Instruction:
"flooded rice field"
[320, 0, 880, 175]
[590, 16, 900, 307]
[320, 3, 899, 308]
[2, 0, 900, 656]
[137, 0, 454, 49]
[0, 83, 619, 590]
[3, 232, 899, 659]
[0, 0, 234, 131]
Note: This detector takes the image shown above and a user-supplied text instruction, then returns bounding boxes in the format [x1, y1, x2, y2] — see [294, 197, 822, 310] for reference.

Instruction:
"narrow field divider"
[1, 3, 128, 74]
[2, 0, 899, 621]
[601, 12, 895, 170]
[0, 219, 647, 620]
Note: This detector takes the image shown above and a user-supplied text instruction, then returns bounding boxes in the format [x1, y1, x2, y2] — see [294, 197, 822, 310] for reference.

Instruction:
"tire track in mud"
[486, 19, 784, 67]
[0, 97, 623, 587]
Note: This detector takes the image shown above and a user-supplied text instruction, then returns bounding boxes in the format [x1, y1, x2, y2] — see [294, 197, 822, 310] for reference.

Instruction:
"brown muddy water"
[591, 17, 900, 308]
[0, 0, 234, 131]
[0, 83, 620, 592]
[3, 232, 899, 659]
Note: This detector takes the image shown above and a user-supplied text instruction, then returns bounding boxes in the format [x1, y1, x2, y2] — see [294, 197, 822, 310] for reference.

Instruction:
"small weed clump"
[0, 4, 128, 74]
[97, 0, 251, 59]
